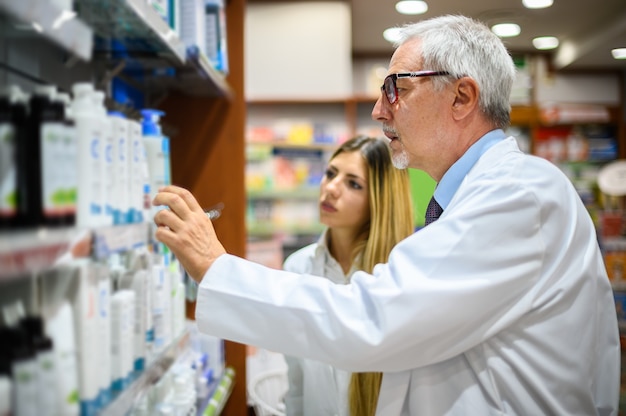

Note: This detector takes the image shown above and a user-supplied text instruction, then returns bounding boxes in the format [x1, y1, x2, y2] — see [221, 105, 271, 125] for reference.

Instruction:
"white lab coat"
[196, 137, 620, 415]
[282, 234, 353, 416]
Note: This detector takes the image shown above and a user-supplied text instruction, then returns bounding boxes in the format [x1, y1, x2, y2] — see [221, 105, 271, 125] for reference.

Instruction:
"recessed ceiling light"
[532, 36, 559, 50]
[395, 0, 428, 15]
[612, 48, 626, 59]
[491, 23, 521, 38]
[383, 27, 402, 43]
[522, 0, 553, 8]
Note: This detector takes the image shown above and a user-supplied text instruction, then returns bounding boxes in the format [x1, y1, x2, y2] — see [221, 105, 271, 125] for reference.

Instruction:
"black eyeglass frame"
[381, 71, 451, 104]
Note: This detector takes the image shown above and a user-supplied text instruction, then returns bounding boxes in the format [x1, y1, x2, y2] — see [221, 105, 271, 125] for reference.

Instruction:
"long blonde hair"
[329, 136, 414, 416]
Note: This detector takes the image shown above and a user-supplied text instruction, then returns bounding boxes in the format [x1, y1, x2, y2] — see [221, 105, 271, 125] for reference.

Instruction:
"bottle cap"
[71, 82, 94, 98]
[34, 85, 57, 98]
[141, 109, 165, 136]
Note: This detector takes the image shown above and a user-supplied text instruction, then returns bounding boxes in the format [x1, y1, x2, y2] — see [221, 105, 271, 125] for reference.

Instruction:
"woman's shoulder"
[283, 243, 320, 272]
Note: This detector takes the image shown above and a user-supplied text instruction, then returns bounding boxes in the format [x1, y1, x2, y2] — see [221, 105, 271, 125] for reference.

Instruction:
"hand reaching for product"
[152, 185, 226, 282]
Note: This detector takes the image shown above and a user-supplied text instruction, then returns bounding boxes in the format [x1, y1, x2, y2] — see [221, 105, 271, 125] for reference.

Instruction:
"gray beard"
[392, 148, 410, 169]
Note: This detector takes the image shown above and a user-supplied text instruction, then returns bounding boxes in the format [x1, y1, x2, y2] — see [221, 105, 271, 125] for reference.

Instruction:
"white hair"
[395, 15, 516, 129]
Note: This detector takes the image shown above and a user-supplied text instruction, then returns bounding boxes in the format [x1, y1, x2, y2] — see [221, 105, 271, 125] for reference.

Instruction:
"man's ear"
[451, 77, 479, 120]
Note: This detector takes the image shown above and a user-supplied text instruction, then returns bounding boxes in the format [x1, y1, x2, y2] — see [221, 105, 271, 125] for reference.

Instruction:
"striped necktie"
[425, 197, 443, 226]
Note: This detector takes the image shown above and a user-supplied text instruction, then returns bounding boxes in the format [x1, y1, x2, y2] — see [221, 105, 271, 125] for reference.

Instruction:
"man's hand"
[152, 185, 227, 282]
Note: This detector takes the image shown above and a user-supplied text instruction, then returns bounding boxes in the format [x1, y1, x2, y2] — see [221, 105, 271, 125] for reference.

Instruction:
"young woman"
[282, 135, 414, 416]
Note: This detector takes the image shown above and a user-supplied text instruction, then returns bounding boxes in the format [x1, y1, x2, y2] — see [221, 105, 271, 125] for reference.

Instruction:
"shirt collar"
[433, 129, 506, 210]
[314, 229, 361, 278]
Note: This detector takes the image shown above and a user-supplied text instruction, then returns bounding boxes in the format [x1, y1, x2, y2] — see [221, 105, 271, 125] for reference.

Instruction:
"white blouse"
[282, 231, 355, 416]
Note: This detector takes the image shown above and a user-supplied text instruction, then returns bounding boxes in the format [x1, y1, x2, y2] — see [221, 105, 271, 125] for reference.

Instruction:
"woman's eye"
[324, 169, 336, 179]
[349, 180, 363, 190]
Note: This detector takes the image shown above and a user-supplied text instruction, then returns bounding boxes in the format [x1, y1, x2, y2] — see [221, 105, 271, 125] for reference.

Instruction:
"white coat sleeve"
[195, 161, 609, 373]
[283, 355, 304, 416]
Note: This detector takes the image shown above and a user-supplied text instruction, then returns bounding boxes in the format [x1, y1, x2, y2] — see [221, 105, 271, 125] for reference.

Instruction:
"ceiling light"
[395, 0, 428, 15]
[383, 27, 402, 43]
[522, 0, 553, 8]
[491, 23, 521, 38]
[532, 36, 559, 50]
[611, 48, 626, 59]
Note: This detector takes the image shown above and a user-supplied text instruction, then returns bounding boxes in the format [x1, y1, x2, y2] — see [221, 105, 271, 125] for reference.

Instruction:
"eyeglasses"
[381, 71, 450, 104]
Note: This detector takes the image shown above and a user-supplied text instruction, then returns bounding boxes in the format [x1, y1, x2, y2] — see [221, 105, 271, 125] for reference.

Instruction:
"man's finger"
[154, 208, 185, 232]
[155, 185, 204, 214]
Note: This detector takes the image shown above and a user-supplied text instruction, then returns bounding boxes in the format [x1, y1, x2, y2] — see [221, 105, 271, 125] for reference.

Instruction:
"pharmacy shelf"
[247, 141, 337, 152]
[199, 367, 236, 416]
[100, 330, 192, 416]
[76, 0, 185, 63]
[247, 223, 325, 237]
[75, 0, 231, 98]
[0, 0, 93, 61]
[0, 223, 150, 280]
[92, 222, 152, 260]
[247, 188, 320, 200]
[0, 227, 86, 280]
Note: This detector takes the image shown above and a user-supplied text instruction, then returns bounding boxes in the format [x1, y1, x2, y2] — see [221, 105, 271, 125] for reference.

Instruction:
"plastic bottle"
[0, 85, 28, 229]
[95, 263, 112, 408]
[20, 316, 58, 415]
[56, 92, 78, 226]
[71, 83, 105, 228]
[111, 290, 135, 393]
[117, 256, 149, 372]
[6, 326, 38, 416]
[27, 85, 67, 227]
[141, 109, 171, 221]
[0, 375, 11, 416]
[71, 258, 101, 416]
[151, 250, 167, 354]
[45, 301, 80, 416]
[108, 111, 130, 225]
[92, 91, 114, 227]
[128, 119, 145, 223]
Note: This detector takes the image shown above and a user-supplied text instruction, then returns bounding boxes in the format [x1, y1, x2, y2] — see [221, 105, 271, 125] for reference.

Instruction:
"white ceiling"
[350, 0, 626, 71]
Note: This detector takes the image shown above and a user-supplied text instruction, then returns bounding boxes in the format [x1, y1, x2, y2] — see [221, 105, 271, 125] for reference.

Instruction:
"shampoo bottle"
[92, 91, 114, 227]
[56, 92, 78, 226]
[71, 83, 104, 228]
[27, 85, 67, 227]
[20, 316, 58, 415]
[108, 112, 130, 225]
[0, 85, 27, 229]
[141, 109, 171, 221]
[45, 301, 80, 416]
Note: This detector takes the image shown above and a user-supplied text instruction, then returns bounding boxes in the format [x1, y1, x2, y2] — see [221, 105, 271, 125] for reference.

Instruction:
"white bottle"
[117, 252, 148, 372]
[108, 112, 130, 225]
[151, 250, 167, 353]
[141, 109, 171, 220]
[128, 248, 155, 366]
[45, 301, 80, 416]
[0, 375, 11, 416]
[127, 119, 145, 223]
[92, 91, 114, 226]
[96, 263, 112, 408]
[110, 290, 126, 392]
[56, 92, 78, 224]
[111, 290, 136, 391]
[10, 329, 38, 416]
[70, 258, 101, 416]
[169, 256, 186, 339]
[71, 83, 104, 228]
[122, 291, 136, 383]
